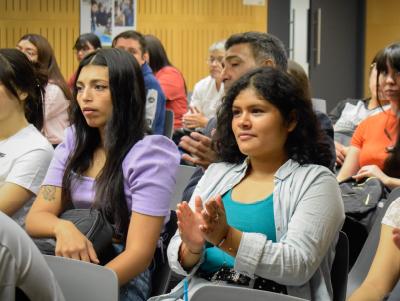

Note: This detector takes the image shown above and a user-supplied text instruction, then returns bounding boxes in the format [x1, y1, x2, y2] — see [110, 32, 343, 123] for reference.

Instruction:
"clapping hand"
[199, 195, 229, 246]
[176, 197, 206, 253]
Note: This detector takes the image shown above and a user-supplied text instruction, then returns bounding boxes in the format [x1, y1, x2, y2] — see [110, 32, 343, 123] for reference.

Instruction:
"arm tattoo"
[42, 186, 56, 202]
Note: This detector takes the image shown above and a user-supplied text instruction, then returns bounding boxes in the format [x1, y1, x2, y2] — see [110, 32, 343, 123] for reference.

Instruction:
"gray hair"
[209, 40, 226, 52]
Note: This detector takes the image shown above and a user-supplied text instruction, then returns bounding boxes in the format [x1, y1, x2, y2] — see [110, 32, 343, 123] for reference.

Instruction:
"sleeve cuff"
[234, 232, 267, 278]
[167, 233, 205, 277]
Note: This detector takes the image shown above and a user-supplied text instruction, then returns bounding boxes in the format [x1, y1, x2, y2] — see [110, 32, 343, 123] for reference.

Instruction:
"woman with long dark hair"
[337, 42, 400, 189]
[17, 33, 72, 145]
[348, 42, 400, 301]
[144, 34, 187, 129]
[25, 48, 180, 301]
[0, 49, 53, 226]
[162, 67, 344, 300]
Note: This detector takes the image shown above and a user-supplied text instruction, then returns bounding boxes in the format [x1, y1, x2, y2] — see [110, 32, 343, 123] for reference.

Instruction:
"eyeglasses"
[207, 56, 224, 65]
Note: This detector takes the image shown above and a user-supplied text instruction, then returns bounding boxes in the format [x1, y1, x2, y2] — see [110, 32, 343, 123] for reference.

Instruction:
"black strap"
[197, 267, 287, 294]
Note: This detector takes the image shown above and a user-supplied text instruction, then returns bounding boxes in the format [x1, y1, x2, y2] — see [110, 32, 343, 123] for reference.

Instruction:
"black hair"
[213, 67, 332, 168]
[73, 33, 102, 51]
[225, 32, 288, 71]
[18, 33, 72, 101]
[144, 34, 172, 73]
[376, 42, 400, 178]
[144, 34, 187, 93]
[62, 48, 147, 238]
[112, 30, 147, 54]
[0, 48, 45, 130]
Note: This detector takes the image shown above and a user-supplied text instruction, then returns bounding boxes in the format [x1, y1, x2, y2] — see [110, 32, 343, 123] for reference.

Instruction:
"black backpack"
[340, 177, 388, 267]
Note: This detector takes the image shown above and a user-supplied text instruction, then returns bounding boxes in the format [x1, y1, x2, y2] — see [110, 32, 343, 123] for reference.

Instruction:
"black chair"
[331, 231, 349, 301]
[150, 210, 178, 297]
[164, 109, 174, 139]
[346, 187, 400, 298]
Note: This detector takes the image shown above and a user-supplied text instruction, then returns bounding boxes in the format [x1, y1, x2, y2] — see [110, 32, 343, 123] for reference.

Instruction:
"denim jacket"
[167, 159, 345, 301]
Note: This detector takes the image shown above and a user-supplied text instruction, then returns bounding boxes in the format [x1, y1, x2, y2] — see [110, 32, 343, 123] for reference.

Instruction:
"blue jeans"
[113, 244, 152, 301]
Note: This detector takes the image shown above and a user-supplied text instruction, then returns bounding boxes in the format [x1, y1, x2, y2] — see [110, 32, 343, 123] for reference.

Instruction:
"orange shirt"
[351, 110, 398, 169]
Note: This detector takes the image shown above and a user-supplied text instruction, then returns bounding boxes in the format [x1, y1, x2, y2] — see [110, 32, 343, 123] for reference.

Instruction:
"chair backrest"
[346, 187, 400, 298]
[164, 109, 174, 139]
[331, 231, 349, 301]
[190, 284, 307, 301]
[388, 280, 400, 300]
[150, 210, 178, 296]
[43, 255, 118, 301]
[170, 165, 197, 210]
[311, 98, 327, 113]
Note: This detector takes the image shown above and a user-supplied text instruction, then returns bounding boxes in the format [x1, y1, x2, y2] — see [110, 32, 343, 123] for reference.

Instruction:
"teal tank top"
[199, 189, 276, 273]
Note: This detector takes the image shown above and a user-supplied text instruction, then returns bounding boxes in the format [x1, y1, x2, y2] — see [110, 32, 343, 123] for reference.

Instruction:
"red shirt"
[155, 66, 187, 128]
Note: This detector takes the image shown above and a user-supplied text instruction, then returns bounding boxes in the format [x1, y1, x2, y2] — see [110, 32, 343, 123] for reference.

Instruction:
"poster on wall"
[80, 0, 136, 47]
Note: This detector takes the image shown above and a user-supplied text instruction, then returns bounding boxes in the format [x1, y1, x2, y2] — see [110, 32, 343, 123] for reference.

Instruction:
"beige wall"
[365, 0, 400, 96]
[0, 0, 80, 82]
[0, 0, 267, 90]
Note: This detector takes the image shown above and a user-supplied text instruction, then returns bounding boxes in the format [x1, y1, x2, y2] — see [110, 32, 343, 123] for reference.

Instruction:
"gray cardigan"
[168, 159, 345, 301]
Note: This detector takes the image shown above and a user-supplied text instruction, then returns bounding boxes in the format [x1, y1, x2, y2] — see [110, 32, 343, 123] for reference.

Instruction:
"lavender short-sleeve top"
[42, 127, 180, 217]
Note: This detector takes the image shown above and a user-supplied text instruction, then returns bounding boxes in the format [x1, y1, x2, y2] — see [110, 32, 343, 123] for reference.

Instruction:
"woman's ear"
[287, 111, 298, 132]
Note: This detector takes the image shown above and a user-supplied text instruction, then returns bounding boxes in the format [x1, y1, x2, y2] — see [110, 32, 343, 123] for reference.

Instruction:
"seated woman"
[348, 197, 400, 301]
[25, 48, 180, 301]
[164, 67, 344, 300]
[0, 49, 54, 226]
[329, 52, 389, 167]
[337, 42, 400, 189]
[183, 40, 225, 129]
[17, 34, 72, 146]
[67, 33, 102, 90]
[144, 34, 187, 129]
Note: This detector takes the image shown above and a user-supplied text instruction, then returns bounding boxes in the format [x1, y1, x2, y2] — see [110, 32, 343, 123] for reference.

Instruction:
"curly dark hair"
[213, 67, 332, 168]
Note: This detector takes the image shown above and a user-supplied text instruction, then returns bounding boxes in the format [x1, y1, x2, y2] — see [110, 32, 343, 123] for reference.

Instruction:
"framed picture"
[80, 0, 137, 47]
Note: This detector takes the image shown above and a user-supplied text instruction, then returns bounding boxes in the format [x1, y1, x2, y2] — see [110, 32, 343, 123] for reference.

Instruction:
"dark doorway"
[308, 0, 365, 112]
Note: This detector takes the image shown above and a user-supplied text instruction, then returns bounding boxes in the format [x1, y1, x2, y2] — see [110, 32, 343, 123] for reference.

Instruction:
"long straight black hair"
[0, 48, 45, 130]
[61, 48, 147, 238]
[144, 34, 187, 93]
[376, 42, 400, 178]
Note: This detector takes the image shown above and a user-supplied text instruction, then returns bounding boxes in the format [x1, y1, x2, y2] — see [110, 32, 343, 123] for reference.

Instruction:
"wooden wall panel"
[365, 0, 400, 96]
[0, 0, 266, 90]
[0, 0, 80, 81]
[137, 0, 267, 90]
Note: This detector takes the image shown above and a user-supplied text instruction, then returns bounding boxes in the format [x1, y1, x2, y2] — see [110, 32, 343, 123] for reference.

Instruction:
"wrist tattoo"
[42, 186, 56, 202]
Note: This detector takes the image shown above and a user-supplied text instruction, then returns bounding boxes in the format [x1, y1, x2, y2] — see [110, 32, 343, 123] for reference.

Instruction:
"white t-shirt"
[382, 198, 400, 228]
[334, 100, 389, 145]
[190, 75, 224, 120]
[0, 125, 54, 226]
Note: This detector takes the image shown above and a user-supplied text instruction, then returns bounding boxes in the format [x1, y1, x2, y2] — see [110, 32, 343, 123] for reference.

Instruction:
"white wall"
[289, 0, 310, 74]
